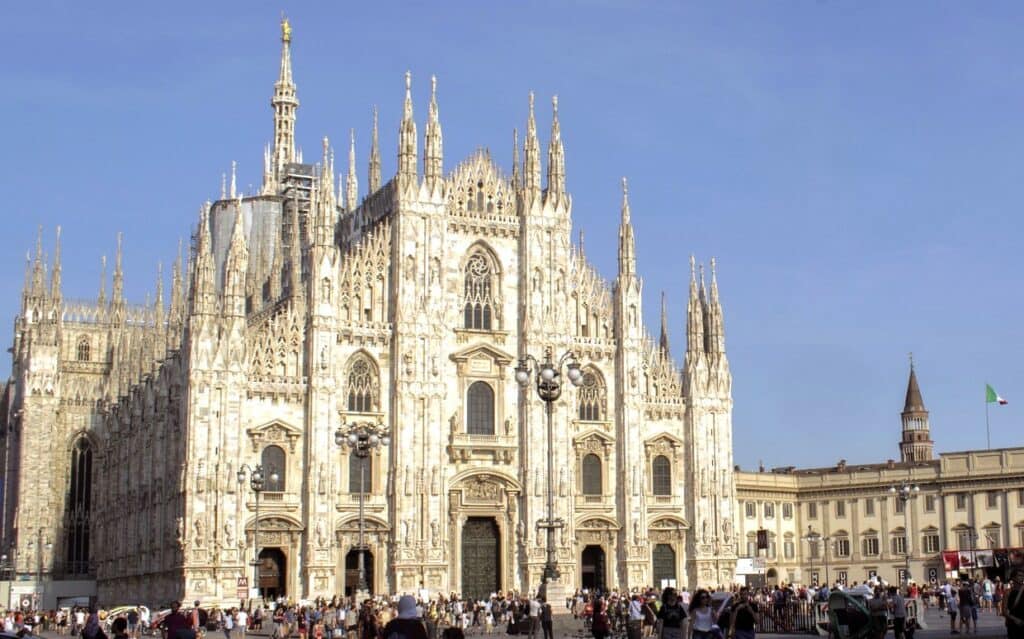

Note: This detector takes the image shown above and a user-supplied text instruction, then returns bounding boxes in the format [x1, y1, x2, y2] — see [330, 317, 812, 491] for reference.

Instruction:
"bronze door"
[461, 517, 500, 600]
[581, 545, 606, 592]
[652, 543, 676, 587]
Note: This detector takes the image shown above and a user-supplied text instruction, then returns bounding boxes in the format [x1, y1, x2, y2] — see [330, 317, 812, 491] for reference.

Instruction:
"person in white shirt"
[235, 609, 248, 639]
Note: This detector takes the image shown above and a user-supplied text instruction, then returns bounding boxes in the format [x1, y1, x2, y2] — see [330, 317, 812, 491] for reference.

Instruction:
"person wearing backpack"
[382, 596, 427, 639]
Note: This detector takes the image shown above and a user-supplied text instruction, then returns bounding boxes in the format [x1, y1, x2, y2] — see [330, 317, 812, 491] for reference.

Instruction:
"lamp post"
[238, 464, 279, 601]
[803, 526, 819, 586]
[889, 481, 920, 587]
[514, 346, 584, 592]
[803, 527, 831, 587]
[334, 421, 390, 600]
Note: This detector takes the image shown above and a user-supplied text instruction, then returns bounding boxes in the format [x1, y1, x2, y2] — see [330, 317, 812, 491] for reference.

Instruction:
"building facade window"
[346, 355, 378, 413]
[463, 251, 497, 330]
[581, 454, 602, 496]
[745, 502, 756, 519]
[784, 539, 795, 559]
[782, 503, 793, 519]
[76, 337, 91, 362]
[466, 381, 495, 435]
[895, 498, 905, 514]
[987, 492, 999, 509]
[348, 450, 370, 494]
[835, 537, 851, 557]
[865, 499, 875, 516]
[863, 537, 880, 557]
[652, 456, 671, 496]
[955, 493, 968, 510]
[956, 529, 975, 550]
[64, 437, 93, 575]
[261, 445, 286, 491]
[746, 539, 756, 557]
[892, 535, 907, 555]
[925, 495, 936, 512]
[808, 502, 818, 519]
[1019, 489, 1024, 507]
[836, 500, 846, 518]
[577, 370, 606, 421]
[985, 528, 1001, 548]
[1018, 525, 1024, 547]
[763, 503, 775, 519]
[923, 533, 940, 553]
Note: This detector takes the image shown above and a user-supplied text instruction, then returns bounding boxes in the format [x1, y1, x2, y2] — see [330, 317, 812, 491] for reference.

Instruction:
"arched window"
[261, 445, 286, 492]
[463, 251, 497, 330]
[346, 354, 378, 413]
[577, 370, 606, 421]
[652, 455, 671, 496]
[76, 337, 90, 362]
[64, 437, 93, 575]
[581, 454, 602, 496]
[348, 450, 370, 494]
[466, 382, 495, 435]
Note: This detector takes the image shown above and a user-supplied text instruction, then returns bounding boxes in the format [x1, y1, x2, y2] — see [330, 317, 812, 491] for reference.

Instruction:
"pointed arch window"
[466, 381, 495, 435]
[346, 355, 378, 413]
[64, 437, 93, 575]
[577, 370, 606, 421]
[463, 251, 497, 330]
[581, 454, 602, 496]
[261, 445, 286, 492]
[652, 455, 671, 496]
[76, 337, 90, 362]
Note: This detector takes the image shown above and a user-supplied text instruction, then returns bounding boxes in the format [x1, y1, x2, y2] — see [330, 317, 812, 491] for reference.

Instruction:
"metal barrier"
[754, 601, 827, 634]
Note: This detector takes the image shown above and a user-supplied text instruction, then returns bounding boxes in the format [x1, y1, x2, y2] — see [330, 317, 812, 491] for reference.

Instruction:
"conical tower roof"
[903, 364, 927, 413]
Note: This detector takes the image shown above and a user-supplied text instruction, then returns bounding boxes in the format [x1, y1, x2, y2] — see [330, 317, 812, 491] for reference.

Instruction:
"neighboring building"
[736, 364, 1024, 586]
[0, 19, 739, 606]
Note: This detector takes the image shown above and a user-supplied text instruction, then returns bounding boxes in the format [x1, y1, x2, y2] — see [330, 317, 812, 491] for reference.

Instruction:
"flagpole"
[985, 395, 991, 450]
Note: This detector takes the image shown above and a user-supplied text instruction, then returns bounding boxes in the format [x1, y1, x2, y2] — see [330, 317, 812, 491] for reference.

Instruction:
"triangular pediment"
[449, 342, 516, 367]
[644, 431, 684, 449]
[446, 149, 514, 218]
[246, 419, 303, 453]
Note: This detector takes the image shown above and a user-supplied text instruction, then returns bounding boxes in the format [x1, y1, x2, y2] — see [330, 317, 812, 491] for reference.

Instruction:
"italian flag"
[986, 384, 1008, 405]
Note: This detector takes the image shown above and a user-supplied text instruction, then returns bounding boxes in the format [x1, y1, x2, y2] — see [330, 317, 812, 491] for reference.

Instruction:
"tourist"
[82, 612, 109, 639]
[728, 588, 757, 639]
[957, 581, 974, 634]
[540, 598, 553, 639]
[656, 588, 687, 639]
[160, 602, 192, 639]
[688, 590, 714, 639]
[888, 586, 906, 639]
[591, 598, 611, 639]
[382, 595, 427, 639]
[112, 618, 130, 639]
[1003, 570, 1024, 639]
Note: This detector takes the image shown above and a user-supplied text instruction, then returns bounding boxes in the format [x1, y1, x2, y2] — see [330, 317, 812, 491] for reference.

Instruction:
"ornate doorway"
[652, 544, 676, 588]
[344, 549, 374, 597]
[461, 517, 499, 600]
[581, 545, 606, 592]
[258, 548, 287, 599]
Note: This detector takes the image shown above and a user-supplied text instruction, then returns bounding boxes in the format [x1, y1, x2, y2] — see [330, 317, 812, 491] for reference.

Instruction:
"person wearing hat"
[381, 596, 427, 639]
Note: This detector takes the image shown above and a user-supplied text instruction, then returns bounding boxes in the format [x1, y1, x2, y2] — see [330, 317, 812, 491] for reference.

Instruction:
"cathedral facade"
[1, 20, 737, 606]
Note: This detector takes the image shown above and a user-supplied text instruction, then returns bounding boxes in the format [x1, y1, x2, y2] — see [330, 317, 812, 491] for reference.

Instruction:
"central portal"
[258, 547, 286, 600]
[461, 517, 500, 600]
[581, 545, 606, 592]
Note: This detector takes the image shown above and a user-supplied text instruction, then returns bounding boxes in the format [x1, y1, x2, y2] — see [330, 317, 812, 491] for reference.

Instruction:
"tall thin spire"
[397, 72, 418, 184]
[269, 15, 299, 189]
[524, 92, 540, 193]
[617, 177, 636, 277]
[512, 128, 520, 191]
[191, 203, 217, 315]
[424, 74, 443, 185]
[50, 226, 62, 302]
[659, 291, 670, 357]
[98, 255, 107, 307]
[705, 257, 725, 354]
[154, 262, 164, 314]
[368, 106, 381, 193]
[31, 225, 45, 298]
[169, 244, 183, 327]
[686, 255, 705, 355]
[346, 128, 358, 211]
[230, 160, 237, 198]
[546, 95, 565, 198]
[111, 232, 124, 306]
[224, 201, 249, 316]
[290, 190, 304, 293]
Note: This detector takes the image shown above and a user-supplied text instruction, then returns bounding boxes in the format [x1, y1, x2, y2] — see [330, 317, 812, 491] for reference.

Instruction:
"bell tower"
[899, 357, 934, 462]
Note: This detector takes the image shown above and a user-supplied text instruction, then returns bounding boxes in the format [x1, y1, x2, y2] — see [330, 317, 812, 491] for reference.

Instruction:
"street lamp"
[803, 527, 831, 587]
[334, 421, 390, 599]
[238, 463, 279, 601]
[514, 346, 584, 590]
[889, 481, 920, 587]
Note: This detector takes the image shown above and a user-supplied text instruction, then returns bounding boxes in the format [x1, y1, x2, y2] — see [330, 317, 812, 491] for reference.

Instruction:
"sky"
[2, 2, 1022, 469]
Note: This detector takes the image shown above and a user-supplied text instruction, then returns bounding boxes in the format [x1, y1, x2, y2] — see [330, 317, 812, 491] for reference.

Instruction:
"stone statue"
[176, 517, 185, 545]
[702, 518, 708, 542]
[318, 463, 327, 495]
[430, 520, 438, 547]
[402, 520, 410, 545]
[559, 468, 567, 497]
[316, 518, 328, 547]
[516, 520, 526, 544]
[404, 465, 412, 496]
[193, 518, 205, 548]
[633, 520, 640, 545]
[224, 522, 235, 548]
[504, 417, 512, 436]
[431, 466, 439, 496]
[722, 518, 732, 542]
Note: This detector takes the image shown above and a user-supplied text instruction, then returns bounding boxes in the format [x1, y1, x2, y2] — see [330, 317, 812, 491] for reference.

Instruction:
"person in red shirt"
[160, 602, 191, 639]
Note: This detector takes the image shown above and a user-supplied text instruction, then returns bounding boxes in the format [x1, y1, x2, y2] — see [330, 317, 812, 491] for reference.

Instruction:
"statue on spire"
[281, 15, 292, 43]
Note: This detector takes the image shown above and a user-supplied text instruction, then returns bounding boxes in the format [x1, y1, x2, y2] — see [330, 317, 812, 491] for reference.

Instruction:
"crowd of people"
[1, 571, 1023, 639]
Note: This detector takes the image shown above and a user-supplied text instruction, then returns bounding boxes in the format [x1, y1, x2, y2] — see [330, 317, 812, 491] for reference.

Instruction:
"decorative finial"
[281, 15, 292, 43]
[909, 352, 914, 370]
[431, 74, 437, 97]
[689, 255, 696, 278]
[405, 70, 412, 92]
[552, 94, 559, 114]
[622, 176, 628, 197]
[579, 229, 586, 254]
[529, 91, 535, 112]
[710, 256, 717, 281]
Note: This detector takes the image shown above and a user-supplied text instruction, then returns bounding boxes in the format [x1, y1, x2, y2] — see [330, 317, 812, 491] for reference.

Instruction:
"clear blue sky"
[3, 2, 1022, 468]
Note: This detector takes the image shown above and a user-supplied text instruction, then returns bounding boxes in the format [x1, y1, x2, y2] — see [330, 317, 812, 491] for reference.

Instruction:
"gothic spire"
[686, 255, 705, 355]
[368, 106, 381, 193]
[346, 128, 358, 211]
[512, 128, 520, 191]
[617, 177, 636, 277]
[524, 92, 540, 193]
[191, 203, 217, 315]
[659, 291, 670, 358]
[169, 243, 183, 326]
[397, 71, 418, 185]
[50, 226, 62, 302]
[230, 160, 237, 199]
[705, 257, 726, 354]
[224, 200, 249, 316]
[98, 255, 107, 307]
[111, 232, 125, 307]
[154, 262, 164, 319]
[31, 225, 45, 298]
[546, 95, 565, 199]
[269, 15, 299, 189]
[424, 75, 444, 186]
[290, 190, 304, 294]
[319, 136, 334, 206]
